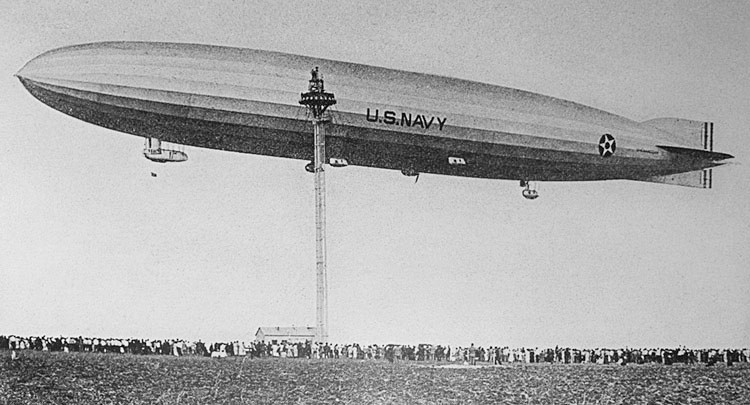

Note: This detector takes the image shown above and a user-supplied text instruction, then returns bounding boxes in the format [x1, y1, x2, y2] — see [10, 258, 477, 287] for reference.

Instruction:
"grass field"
[2, 351, 749, 404]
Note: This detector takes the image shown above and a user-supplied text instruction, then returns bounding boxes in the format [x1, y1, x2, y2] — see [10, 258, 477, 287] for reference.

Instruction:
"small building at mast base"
[254, 326, 317, 344]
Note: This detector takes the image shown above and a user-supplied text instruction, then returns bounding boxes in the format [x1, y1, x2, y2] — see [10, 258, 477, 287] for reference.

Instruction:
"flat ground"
[1, 351, 748, 404]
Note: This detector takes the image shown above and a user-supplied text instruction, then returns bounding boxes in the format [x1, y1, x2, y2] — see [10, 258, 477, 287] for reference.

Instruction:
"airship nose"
[15, 43, 128, 117]
[15, 44, 85, 84]
[15, 57, 30, 79]
[15, 47, 65, 100]
[18, 42, 152, 93]
[16, 50, 51, 81]
[15, 42, 147, 109]
[15, 54, 49, 100]
[15, 58, 33, 81]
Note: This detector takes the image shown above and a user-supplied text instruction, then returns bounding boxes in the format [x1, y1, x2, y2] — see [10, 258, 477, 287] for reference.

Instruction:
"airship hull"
[16, 42, 730, 182]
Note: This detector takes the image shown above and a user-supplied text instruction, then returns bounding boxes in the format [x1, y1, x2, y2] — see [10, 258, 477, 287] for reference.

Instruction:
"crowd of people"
[0, 335, 237, 358]
[2, 334, 748, 366]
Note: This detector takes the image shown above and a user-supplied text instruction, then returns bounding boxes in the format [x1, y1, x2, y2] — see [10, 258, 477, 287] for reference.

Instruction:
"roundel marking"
[598, 133, 616, 157]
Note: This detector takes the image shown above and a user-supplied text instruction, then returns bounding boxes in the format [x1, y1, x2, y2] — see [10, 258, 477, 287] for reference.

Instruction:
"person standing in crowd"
[468, 344, 477, 366]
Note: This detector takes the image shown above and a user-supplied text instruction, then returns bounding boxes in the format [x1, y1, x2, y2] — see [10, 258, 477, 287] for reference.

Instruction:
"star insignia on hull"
[598, 134, 616, 157]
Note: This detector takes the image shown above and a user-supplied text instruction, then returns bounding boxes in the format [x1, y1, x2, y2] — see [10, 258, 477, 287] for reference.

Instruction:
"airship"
[16, 42, 732, 199]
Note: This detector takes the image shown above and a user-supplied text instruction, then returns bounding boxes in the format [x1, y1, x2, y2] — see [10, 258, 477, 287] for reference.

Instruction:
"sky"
[1, 0, 749, 348]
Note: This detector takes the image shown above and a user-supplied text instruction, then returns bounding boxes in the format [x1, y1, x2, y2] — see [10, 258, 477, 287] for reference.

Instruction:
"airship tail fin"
[654, 145, 733, 162]
[642, 118, 713, 151]
[642, 168, 714, 189]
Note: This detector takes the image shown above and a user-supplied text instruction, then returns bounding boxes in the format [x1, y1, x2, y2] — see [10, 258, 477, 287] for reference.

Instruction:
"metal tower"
[299, 67, 336, 344]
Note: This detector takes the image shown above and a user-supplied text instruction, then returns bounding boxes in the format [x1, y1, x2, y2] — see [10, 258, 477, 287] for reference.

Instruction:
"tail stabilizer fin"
[643, 168, 712, 189]
[655, 145, 733, 161]
[643, 118, 712, 151]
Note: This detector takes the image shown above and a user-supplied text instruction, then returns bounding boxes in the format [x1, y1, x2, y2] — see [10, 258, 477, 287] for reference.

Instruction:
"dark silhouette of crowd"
[2, 334, 747, 367]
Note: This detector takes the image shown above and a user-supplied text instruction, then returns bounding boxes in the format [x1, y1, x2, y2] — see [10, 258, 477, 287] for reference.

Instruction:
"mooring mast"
[299, 67, 336, 344]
